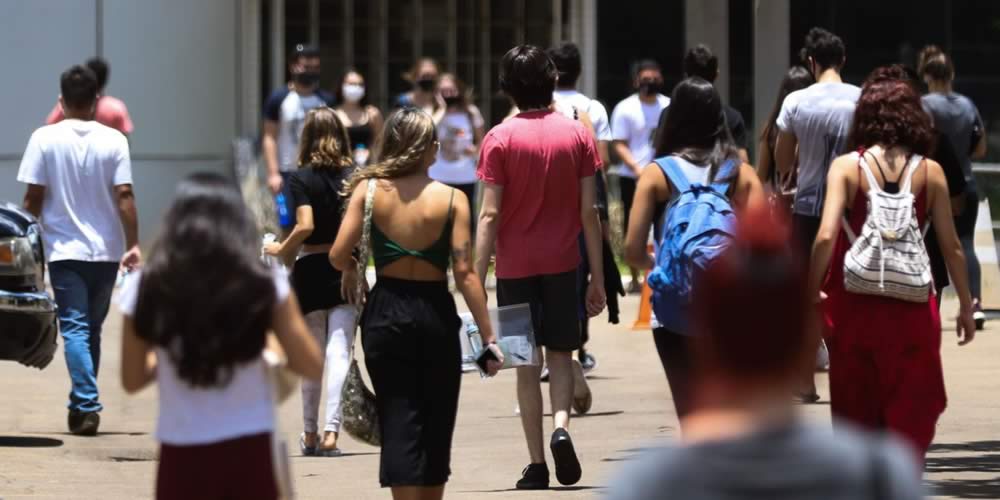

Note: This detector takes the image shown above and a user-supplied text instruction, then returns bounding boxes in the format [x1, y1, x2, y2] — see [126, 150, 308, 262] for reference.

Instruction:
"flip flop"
[571, 360, 593, 415]
[299, 433, 317, 456]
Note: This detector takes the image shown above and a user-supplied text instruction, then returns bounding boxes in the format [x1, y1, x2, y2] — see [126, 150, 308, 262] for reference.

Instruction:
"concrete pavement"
[0, 292, 997, 499]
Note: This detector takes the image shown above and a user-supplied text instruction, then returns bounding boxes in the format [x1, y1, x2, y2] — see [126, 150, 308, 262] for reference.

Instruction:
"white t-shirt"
[553, 89, 612, 142]
[263, 88, 335, 173]
[429, 107, 485, 185]
[117, 265, 291, 446]
[776, 82, 860, 217]
[611, 93, 671, 178]
[16, 119, 132, 263]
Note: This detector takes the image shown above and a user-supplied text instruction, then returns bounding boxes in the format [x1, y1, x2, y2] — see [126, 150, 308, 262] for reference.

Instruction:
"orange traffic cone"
[632, 279, 653, 330]
[632, 243, 654, 331]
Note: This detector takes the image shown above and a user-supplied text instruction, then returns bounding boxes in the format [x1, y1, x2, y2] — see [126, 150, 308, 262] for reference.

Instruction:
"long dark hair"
[654, 77, 741, 181]
[760, 66, 814, 150]
[134, 173, 275, 388]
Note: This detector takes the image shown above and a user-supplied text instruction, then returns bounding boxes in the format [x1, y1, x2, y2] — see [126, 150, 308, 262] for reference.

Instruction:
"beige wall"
[0, 0, 257, 243]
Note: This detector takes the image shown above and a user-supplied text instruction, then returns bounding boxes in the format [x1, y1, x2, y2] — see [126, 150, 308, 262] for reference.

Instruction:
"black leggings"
[652, 328, 695, 419]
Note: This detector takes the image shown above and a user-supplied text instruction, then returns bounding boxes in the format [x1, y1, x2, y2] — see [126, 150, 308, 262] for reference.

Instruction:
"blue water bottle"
[275, 192, 291, 227]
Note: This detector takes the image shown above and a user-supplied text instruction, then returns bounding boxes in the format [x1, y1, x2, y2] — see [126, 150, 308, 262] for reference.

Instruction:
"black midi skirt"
[360, 277, 463, 487]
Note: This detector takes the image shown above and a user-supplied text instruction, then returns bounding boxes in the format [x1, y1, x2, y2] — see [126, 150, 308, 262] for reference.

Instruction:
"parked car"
[0, 203, 57, 369]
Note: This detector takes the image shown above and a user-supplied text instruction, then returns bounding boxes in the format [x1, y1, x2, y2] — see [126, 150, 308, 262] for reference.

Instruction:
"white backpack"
[842, 152, 932, 303]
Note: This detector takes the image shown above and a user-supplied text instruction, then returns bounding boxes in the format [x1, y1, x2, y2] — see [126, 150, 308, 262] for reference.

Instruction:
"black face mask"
[294, 71, 321, 87]
[443, 96, 462, 107]
[416, 78, 436, 92]
[639, 80, 661, 96]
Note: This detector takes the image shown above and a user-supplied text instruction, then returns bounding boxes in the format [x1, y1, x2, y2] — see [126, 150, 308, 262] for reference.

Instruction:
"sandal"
[299, 433, 317, 456]
[795, 392, 821, 404]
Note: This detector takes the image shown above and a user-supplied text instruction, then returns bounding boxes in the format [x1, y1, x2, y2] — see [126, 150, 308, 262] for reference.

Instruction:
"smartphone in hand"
[476, 345, 501, 375]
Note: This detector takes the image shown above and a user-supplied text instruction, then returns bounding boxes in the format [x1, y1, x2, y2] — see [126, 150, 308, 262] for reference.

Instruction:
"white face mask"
[342, 83, 365, 103]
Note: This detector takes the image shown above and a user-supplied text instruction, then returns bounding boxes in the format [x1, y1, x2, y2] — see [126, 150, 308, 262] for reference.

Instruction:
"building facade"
[2, 0, 999, 239]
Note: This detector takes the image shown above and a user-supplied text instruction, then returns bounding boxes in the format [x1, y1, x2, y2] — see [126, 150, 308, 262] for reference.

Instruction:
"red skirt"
[823, 185, 947, 459]
[157, 433, 279, 500]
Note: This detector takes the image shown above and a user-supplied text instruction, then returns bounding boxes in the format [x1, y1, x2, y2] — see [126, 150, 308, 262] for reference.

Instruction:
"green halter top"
[371, 189, 454, 272]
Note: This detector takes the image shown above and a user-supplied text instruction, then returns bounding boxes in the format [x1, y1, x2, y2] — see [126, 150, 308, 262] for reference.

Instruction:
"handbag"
[339, 179, 381, 447]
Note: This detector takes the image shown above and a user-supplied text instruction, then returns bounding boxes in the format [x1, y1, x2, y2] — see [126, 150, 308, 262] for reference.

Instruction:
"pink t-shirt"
[477, 109, 600, 279]
[46, 95, 134, 135]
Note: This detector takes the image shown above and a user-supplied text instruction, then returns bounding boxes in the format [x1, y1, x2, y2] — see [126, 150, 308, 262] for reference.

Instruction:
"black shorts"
[497, 270, 580, 352]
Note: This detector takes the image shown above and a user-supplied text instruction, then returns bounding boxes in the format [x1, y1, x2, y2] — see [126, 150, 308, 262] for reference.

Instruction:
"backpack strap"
[654, 157, 691, 193]
[710, 159, 739, 193]
[900, 154, 925, 194]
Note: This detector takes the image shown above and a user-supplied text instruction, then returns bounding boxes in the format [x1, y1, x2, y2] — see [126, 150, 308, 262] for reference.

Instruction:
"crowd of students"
[13, 26, 988, 500]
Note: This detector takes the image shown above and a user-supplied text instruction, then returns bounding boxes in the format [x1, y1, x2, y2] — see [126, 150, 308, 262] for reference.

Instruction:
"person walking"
[610, 59, 670, 293]
[774, 27, 860, 401]
[262, 44, 335, 230]
[475, 45, 606, 490]
[394, 57, 445, 116]
[119, 173, 323, 500]
[623, 77, 764, 424]
[548, 41, 619, 374]
[681, 44, 749, 162]
[334, 69, 383, 166]
[18, 65, 141, 436]
[330, 108, 502, 499]
[46, 57, 134, 136]
[609, 205, 925, 500]
[756, 66, 814, 188]
[808, 71, 976, 458]
[919, 45, 990, 329]
[263, 108, 358, 456]
[428, 73, 485, 235]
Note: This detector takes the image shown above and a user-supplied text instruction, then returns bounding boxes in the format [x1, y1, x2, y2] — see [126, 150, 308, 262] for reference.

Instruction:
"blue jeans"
[49, 261, 119, 413]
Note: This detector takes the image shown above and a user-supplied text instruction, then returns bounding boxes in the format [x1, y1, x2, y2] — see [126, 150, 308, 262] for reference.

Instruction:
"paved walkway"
[0, 292, 997, 499]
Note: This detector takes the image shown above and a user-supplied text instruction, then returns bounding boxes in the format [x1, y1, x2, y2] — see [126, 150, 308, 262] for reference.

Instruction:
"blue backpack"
[647, 157, 738, 334]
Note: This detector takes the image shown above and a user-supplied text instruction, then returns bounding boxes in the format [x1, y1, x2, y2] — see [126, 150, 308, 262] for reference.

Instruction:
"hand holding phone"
[476, 342, 505, 377]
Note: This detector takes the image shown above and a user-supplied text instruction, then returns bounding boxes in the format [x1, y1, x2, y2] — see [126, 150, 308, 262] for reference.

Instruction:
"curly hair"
[847, 70, 934, 155]
[343, 107, 437, 194]
[297, 107, 353, 170]
[135, 173, 275, 388]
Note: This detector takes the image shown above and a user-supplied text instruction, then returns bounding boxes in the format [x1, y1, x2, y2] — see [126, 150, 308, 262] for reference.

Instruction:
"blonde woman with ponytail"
[264, 107, 358, 456]
[330, 108, 502, 498]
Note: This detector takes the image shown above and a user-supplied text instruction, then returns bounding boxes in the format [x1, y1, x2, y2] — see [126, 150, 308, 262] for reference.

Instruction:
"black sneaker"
[68, 410, 100, 436]
[550, 428, 582, 486]
[515, 463, 549, 490]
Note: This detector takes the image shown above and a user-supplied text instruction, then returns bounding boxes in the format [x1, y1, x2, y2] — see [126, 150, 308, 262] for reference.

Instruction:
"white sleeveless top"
[118, 266, 290, 446]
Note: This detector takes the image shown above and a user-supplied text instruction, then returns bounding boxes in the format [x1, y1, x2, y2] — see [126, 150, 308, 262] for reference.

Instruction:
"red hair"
[848, 72, 934, 155]
[692, 205, 808, 380]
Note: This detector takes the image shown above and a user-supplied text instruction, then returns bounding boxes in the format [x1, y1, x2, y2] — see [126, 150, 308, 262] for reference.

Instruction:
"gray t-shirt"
[776, 82, 861, 217]
[607, 421, 924, 500]
[922, 92, 983, 187]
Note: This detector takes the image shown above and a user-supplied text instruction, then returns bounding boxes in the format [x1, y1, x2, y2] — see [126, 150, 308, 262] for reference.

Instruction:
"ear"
[57, 95, 66, 114]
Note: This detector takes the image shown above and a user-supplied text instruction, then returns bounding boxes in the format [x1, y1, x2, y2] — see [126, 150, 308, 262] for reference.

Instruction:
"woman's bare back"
[372, 175, 455, 280]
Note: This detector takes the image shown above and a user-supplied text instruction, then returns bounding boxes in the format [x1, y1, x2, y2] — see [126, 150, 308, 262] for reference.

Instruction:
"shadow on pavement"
[927, 478, 1000, 499]
[926, 440, 1000, 499]
[0, 436, 64, 448]
[458, 486, 602, 493]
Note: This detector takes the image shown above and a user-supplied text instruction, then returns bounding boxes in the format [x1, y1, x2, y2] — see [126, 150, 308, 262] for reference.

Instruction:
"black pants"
[652, 328, 695, 420]
[446, 182, 477, 237]
[792, 214, 822, 265]
[619, 176, 637, 238]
